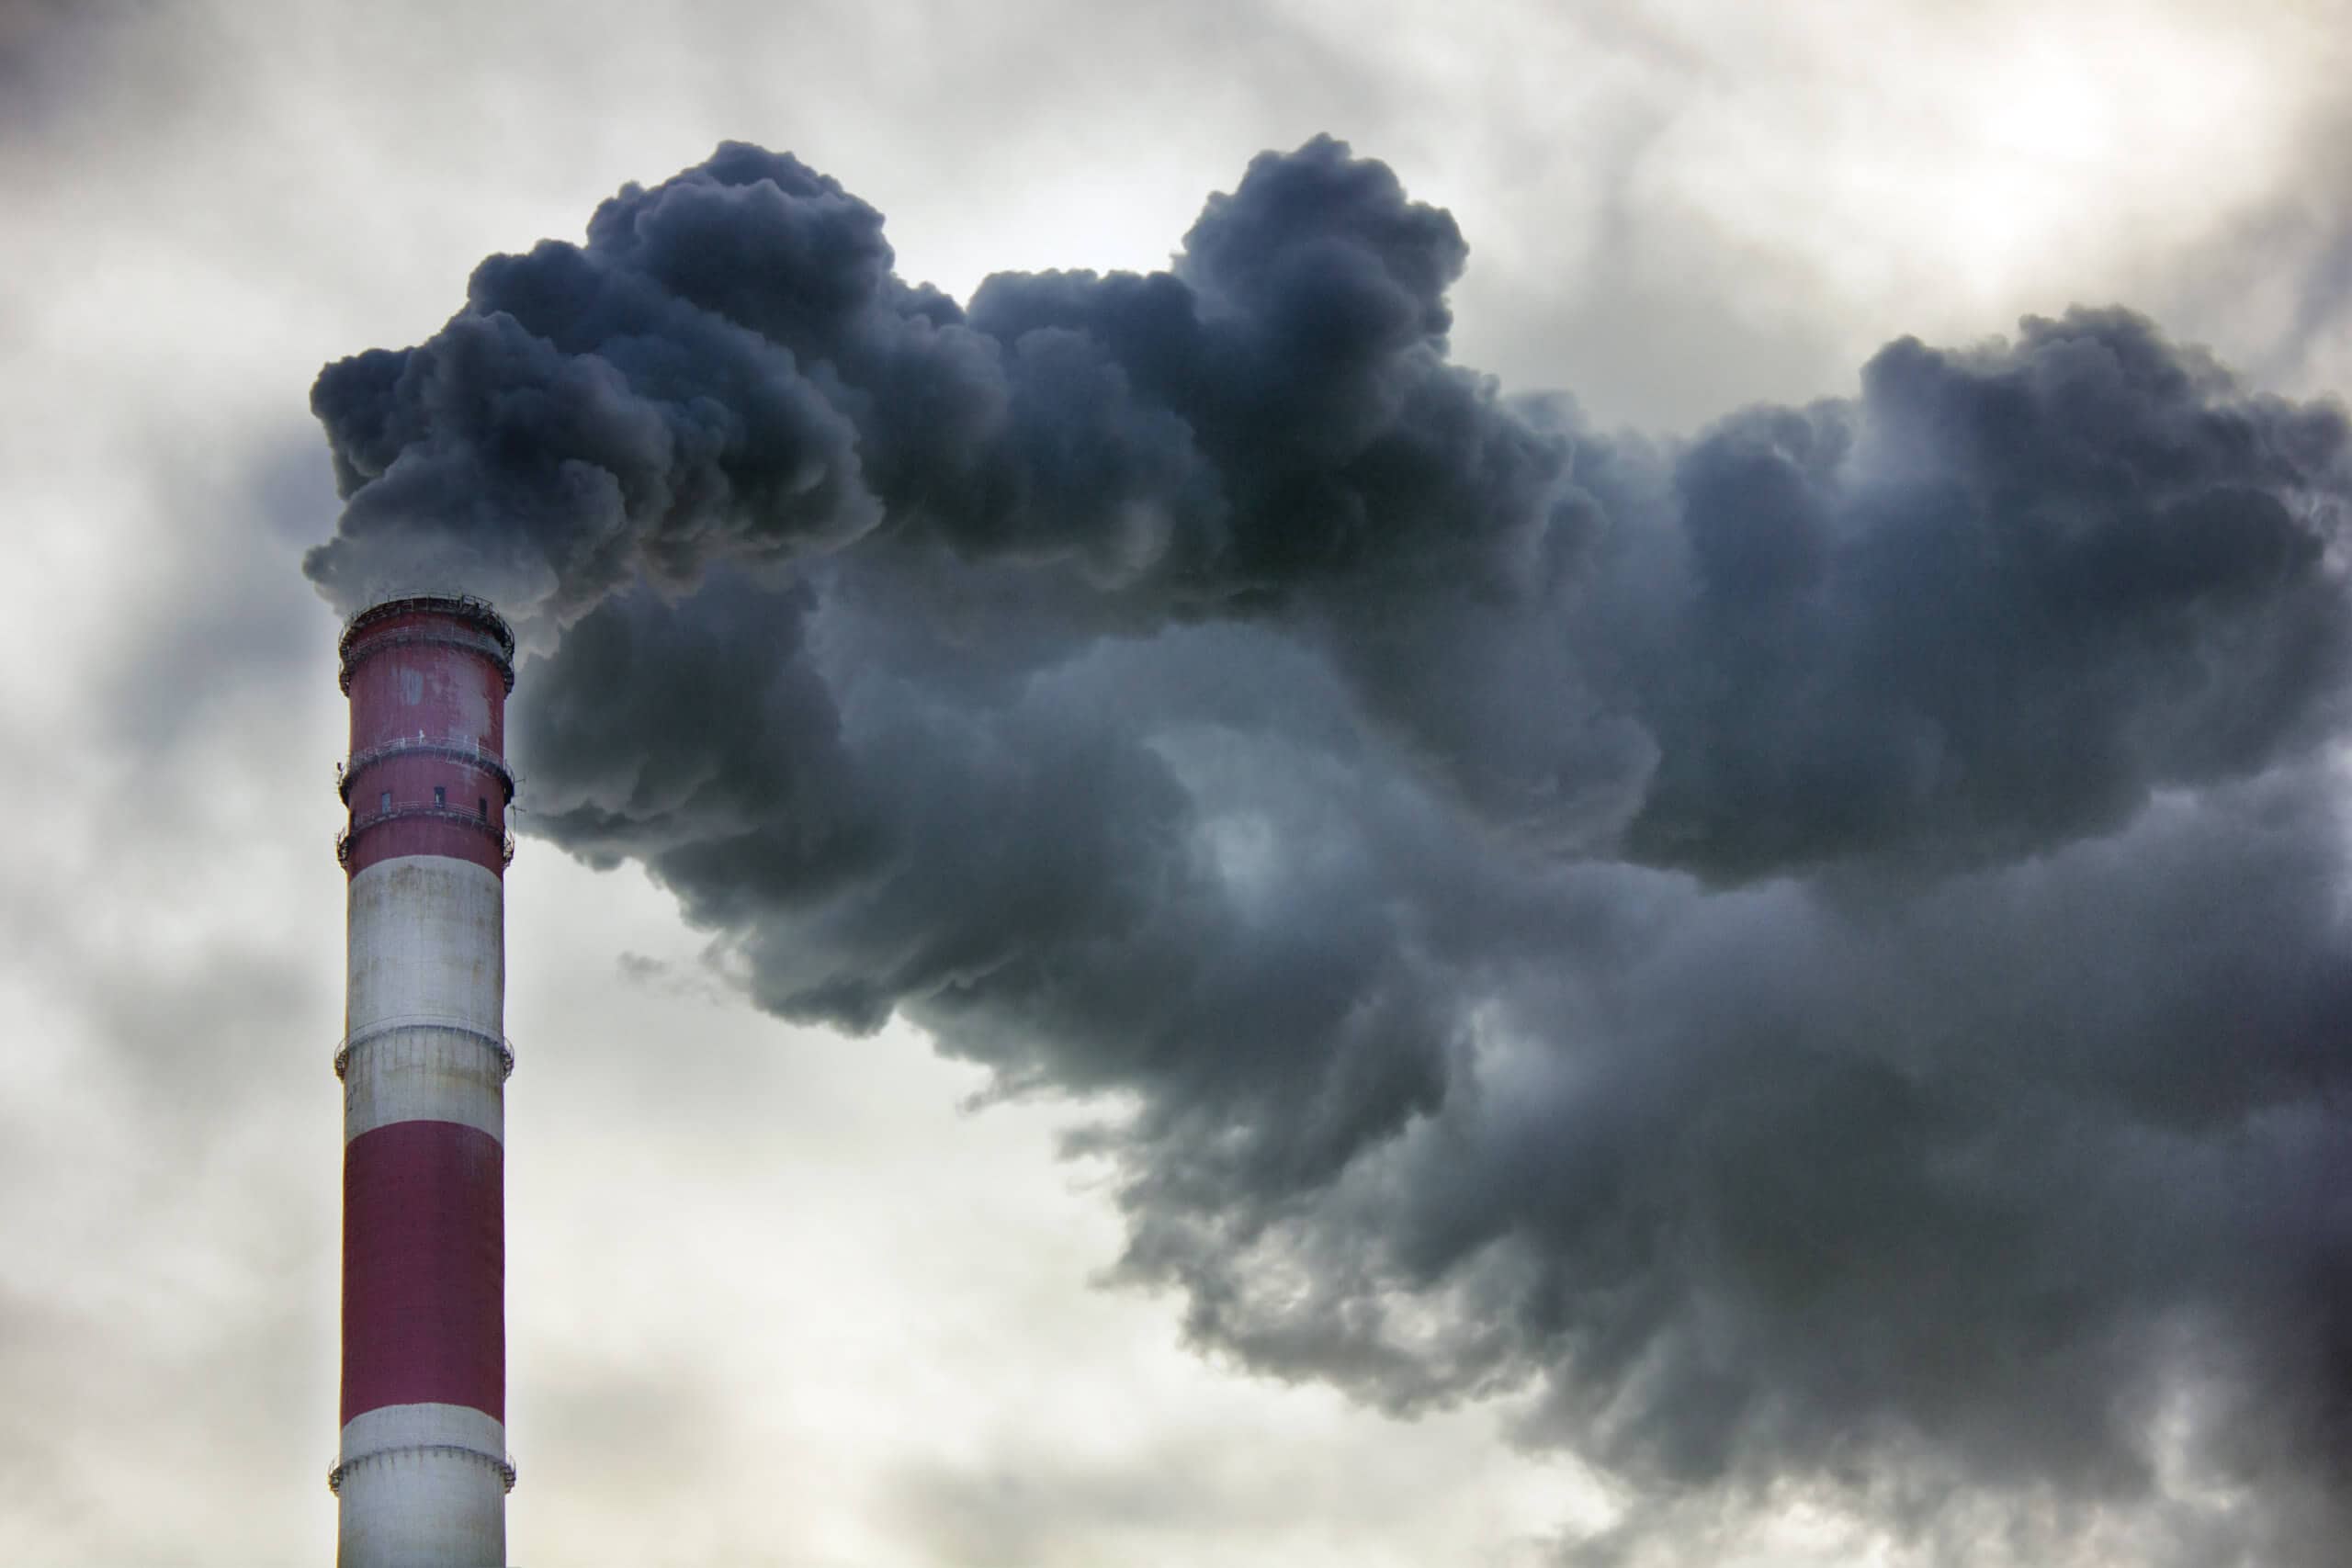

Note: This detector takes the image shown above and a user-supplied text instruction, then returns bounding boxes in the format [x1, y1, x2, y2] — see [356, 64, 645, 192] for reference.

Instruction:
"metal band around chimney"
[335, 805, 516, 868]
[329, 1444, 517, 1495]
[335, 1016, 515, 1081]
[339, 736, 516, 804]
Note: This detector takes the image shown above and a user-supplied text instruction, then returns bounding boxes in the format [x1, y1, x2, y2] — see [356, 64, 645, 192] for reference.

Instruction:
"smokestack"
[328, 594, 518, 1567]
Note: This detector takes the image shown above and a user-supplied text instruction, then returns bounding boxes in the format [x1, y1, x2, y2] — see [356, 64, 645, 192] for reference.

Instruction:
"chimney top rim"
[339, 593, 517, 662]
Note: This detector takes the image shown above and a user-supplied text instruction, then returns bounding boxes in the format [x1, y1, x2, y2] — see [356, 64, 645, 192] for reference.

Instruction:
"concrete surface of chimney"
[330, 594, 518, 1568]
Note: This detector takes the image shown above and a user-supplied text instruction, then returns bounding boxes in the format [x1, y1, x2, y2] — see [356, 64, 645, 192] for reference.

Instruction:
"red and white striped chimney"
[331, 594, 517, 1568]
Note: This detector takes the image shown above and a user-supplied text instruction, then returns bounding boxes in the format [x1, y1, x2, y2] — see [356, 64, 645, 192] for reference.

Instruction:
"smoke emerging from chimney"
[308, 140, 2352, 1562]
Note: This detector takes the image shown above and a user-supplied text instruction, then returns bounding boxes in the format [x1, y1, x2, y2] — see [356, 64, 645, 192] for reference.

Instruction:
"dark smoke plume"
[310, 139, 2352, 1562]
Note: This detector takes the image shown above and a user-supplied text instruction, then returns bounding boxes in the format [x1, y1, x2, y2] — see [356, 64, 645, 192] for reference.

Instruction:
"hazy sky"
[5, 2, 2352, 1565]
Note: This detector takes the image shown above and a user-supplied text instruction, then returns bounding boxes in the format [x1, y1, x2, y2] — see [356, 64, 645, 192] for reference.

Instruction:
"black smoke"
[309, 138, 2352, 1562]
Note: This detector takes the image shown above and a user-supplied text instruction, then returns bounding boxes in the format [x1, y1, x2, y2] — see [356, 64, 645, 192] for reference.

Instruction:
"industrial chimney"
[330, 594, 518, 1568]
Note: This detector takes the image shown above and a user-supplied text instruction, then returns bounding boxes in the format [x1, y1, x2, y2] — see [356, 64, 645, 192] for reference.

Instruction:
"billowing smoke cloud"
[309, 139, 2352, 1562]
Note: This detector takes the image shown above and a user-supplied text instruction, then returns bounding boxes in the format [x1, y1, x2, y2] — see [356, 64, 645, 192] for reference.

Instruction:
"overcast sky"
[6, 2, 2352, 1565]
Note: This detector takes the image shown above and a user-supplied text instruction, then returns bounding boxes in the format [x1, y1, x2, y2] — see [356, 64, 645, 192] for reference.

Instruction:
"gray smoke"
[308, 138, 2352, 1562]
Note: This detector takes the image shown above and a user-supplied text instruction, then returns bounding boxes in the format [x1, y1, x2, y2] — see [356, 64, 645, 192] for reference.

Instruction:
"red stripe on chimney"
[341, 1119, 506, 1425]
